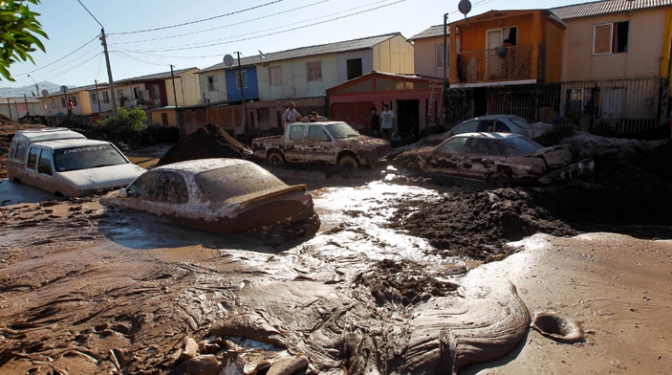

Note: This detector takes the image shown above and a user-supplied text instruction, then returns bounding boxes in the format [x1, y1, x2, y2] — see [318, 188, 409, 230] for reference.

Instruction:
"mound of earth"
[390, 189, 574, 260]
[157, 123, 250, 166]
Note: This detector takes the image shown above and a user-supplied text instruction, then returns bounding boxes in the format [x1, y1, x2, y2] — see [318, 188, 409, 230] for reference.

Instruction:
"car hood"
[60, 164, 145, 190]
[393, 146, 435, 165]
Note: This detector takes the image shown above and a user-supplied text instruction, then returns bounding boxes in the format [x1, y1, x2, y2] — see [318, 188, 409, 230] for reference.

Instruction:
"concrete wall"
[257, 53, 339, 101]
[561, 8, 668, 81]
[373, 34, 415, 74]
[225, 66, 259, 101]
[199, 70, 228, 103]
[0, 99, 41, 119]
[336, 50, 374, 82]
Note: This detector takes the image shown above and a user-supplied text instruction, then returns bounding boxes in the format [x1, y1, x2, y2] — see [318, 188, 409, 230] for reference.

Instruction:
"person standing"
[370, 107, 380, 137]
[380, 104, 394, 140]
[282, 102, 302, 127]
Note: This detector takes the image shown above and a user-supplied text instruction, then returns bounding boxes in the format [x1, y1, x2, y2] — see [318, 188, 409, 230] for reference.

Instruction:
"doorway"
[473, 88, 488, 117]
[396, 99, 420, 137]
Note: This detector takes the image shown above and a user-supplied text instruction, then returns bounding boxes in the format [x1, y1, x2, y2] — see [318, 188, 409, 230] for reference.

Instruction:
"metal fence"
[445, 77, 666, 134]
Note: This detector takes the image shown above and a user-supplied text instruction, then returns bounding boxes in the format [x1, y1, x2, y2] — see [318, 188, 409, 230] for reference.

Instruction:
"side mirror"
[119, 188, 128, 198]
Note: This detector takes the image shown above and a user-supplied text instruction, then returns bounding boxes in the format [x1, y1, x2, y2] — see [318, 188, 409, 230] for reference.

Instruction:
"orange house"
[448, 9, 567, 86]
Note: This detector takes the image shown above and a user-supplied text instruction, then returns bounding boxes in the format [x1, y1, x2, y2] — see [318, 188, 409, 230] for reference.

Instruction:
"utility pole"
[24, 94, 29, 117]
[94, 79, 101, 113]
[236, 52, 248, 137]
[27, 74, 39, 97]
[170, 65, 179, 108]
[442, 12, 449, 128]
[6, 98, 12, 120]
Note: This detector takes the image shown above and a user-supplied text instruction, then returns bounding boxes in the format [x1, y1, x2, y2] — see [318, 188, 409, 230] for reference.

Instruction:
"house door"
[486, 29, 503, 80]
[90, 92, 100, 113]
[396, 99, 420, 137]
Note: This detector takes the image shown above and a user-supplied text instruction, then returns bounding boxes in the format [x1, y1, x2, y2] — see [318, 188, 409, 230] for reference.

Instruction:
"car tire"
[267, 151, 285, 166]
[487, 172, 510, 188]
[338, 154, 359, 169]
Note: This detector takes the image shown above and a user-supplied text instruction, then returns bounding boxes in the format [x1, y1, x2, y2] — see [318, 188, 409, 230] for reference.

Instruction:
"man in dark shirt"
[370, 107, 381, 137]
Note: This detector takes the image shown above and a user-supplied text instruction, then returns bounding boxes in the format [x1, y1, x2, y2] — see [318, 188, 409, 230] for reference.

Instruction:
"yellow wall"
[150, 110, 178, 126]
[373, 34, 414, 74]
[39, 90, 93, 116]
[166, 69, 202, 106]
[544, 20, 564, 83]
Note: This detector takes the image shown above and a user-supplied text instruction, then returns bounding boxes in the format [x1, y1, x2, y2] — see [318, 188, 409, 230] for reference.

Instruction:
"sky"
[4, 0, 579, 90]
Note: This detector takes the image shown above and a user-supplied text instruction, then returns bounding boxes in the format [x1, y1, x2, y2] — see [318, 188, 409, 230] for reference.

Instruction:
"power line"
[109, 48, 169, 67]
[123, 0, 409, 53]
[26, 46, 102, 81]
[115, 0, 398, 52]
[112, 0, 334, 45]
[11, 35, 99, 76]
[108, 0, 287, 35]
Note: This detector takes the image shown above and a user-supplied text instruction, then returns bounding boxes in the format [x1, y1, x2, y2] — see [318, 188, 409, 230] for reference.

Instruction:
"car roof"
[32, 138, 112, 149]
[14, 128, 86, 143]
[152, 158, 261, 176]
[451, 132, 524, 140]
[461, 114, 523, 122]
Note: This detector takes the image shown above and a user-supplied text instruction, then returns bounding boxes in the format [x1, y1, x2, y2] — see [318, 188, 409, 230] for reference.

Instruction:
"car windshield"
[325, 123, 360, 139]
[195, 164, 287, 202]
[509, 117, 530, 129]
[54, 144, 127, 172]
[503, 137, 544, 155]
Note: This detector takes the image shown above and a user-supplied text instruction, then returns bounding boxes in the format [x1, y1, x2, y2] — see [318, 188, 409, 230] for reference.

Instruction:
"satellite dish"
[60, 85, 68, 93]
[223, 54, 234, 67]
[41, 90, 49, 97]
[458, 0, 472, 16]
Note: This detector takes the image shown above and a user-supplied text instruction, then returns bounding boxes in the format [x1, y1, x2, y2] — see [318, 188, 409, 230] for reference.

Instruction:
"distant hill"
[0, 81, 73, 98]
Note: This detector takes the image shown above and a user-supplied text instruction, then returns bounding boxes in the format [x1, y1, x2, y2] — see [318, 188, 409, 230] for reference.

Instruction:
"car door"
[425, 137, 469, 176]
[34, 148, 57, 193]
[23, 146, 41, 188]
[459, 138, 500, 180]
[303, 125, 335, 162]
[285, 124, 306, 162]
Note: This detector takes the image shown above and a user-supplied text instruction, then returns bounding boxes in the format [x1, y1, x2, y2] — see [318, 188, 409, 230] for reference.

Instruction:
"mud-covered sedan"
[102, 159, 319, 239]
[394, 132, 594, 185]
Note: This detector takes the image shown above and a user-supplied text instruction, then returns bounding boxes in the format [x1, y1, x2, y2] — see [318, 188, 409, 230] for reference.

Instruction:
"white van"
[7, 128, 145, 197]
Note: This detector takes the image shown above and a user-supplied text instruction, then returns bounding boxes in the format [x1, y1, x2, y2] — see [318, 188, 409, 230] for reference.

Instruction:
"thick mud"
[157, 124, 251, 166]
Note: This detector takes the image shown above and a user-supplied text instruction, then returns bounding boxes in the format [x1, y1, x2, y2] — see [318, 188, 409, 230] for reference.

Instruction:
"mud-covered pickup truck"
[252, 121, 390, 168]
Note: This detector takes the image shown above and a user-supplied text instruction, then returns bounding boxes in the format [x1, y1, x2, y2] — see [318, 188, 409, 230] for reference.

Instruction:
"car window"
[463, 139, 499, 156]
[308, 125, 331, 142]
[289, 125, 305, 141]
[452, 121, 477, 135]
[510, 117, 530, 129]
[476, 120, 495, 132]
[9, 141, 17, 160]
[494, 121, 511, 132]
[325, 122, 360, 139]
[14, 141, 27, 161]
[126, 171, 188, 204]
[494, 140, 520, 157]
[38, 149, 53, 176]
[436, 137, 468, 154]
[502, 137, 544, 155]
[195, 164, 287, 202]
[53, 144, 127, 172]
[27, 147, 39, 170]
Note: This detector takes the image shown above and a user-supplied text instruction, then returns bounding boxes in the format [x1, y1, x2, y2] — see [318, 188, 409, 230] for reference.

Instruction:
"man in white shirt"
[380, 104, 394, 140]
[282, 102, 302, 127]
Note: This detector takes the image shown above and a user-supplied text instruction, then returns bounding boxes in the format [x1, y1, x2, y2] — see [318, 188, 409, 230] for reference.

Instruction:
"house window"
[236, 71, 248, 89]
[593, 22, 629, 55]
[269, 66, 282, 86]
[117, 89, 123, 99]
[152, 84, 161, 99]
[346, 58, 363, 80]
[207, 75, 218, 91]
[69, 96, 78, 106]
[132, 87, 139, 99]
[61, 98, 66, 108]
[42, 101, 48, 110]
[91, 93, 98, 104]
[51, 99, 56, 108]
[307, 61, 322, 81]
[102, 91, 110, 104]
[435, 42, 460, 69]
[486, 27, 517, 50]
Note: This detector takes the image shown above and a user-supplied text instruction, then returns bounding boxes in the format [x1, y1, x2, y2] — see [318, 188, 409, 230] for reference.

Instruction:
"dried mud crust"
[390, 189, 574, 260]
[157, 123, 251, 166]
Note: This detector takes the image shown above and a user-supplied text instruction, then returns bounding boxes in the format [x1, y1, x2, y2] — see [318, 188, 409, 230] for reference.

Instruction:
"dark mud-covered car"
[252, 122, 390, 168]
[102, 159, 319, 240]
[394, 132, 594, 185]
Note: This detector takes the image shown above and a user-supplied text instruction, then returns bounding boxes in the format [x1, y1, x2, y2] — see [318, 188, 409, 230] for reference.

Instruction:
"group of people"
[281, 101, 396, 141]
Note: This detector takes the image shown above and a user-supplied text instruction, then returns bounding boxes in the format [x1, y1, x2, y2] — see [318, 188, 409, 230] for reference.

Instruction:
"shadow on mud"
[459, 330, 530, 375]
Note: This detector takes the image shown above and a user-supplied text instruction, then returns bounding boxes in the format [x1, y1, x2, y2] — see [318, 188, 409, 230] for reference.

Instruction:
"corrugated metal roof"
[199, 32, 401, 73]
[552, 0, 672, 20]
[42, 84, 97, 98]
[409, 25, 449, 41]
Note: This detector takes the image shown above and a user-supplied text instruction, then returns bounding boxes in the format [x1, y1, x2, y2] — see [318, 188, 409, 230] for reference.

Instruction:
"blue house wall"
[225, 66, 259, 101]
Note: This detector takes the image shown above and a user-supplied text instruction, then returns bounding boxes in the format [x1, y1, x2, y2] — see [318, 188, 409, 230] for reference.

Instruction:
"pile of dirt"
[353, 259, 458, 306]
[391, 189, 574, 260]
[157, 123, 251, 166]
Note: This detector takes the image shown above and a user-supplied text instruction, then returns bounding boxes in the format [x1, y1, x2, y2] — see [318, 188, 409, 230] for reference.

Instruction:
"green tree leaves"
[0, 0, 48, 81]
[97, 107, 148, 132]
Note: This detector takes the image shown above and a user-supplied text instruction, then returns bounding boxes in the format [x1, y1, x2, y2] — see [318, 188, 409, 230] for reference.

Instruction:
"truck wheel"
[267, 151, 285, 166]
[338, 154, 359, 169]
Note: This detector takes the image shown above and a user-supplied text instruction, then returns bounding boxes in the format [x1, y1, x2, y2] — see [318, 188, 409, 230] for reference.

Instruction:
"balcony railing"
[457, 44, 534, 84]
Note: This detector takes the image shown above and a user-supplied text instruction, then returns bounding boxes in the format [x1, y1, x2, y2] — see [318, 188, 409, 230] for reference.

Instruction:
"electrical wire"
[12, 35, 99, 76]
[109, 48, 170, 67]
[108, 0, 287, 35]
[123, 0, 408, 53]
[112, 0, 334, 45]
